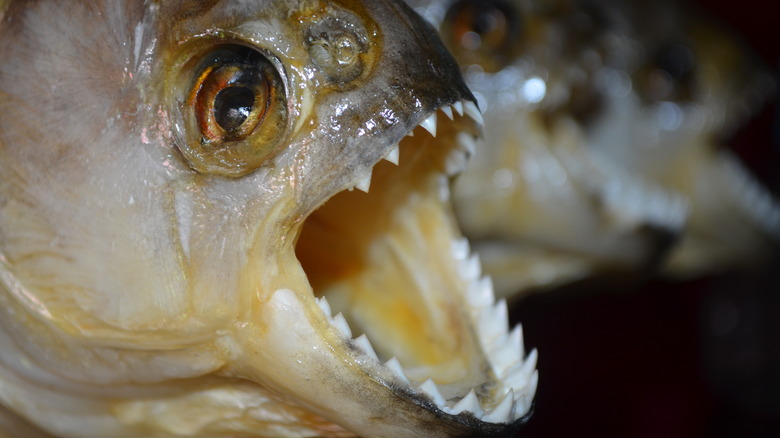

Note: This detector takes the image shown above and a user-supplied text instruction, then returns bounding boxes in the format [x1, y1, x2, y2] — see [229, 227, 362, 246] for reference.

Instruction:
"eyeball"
[177, 44, 289, 177]
[442, 0, 521, 72]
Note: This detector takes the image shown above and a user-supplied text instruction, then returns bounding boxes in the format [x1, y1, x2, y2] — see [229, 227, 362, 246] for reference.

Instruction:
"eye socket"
[442, 0, 520, 71]
[178, 44, 289, 177]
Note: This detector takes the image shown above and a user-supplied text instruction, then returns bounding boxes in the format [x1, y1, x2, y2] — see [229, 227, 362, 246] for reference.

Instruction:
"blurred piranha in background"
[0, 0, 538, 436]
[406, 0, 779, 296]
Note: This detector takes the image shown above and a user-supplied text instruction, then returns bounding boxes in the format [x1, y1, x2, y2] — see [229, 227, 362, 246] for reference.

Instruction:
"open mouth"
[294, 99, 538, 425]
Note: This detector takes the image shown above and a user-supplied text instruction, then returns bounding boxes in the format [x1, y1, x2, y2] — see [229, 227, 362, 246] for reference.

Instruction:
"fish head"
[0, 1, 536, 437]
[407, 0, 778, 295]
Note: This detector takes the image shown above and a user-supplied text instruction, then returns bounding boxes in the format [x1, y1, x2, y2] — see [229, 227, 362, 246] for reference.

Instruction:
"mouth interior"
[295, 113, 479, 384]
[291, 103, 538, 424]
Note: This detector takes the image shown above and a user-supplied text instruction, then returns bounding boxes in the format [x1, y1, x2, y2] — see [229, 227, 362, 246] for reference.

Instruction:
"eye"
[178, 44, 289, 177]
[194, 63, 271, 142]
[636, 43, 696, 103]
[442, 0, 520, 71]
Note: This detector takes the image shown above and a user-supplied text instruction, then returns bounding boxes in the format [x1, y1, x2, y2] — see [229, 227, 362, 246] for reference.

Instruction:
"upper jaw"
[226, 100, 537, 437]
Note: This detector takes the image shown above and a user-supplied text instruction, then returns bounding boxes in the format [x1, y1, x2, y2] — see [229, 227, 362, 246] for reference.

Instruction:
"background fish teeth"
[419, 112, 437, 137]
[440, 105, 454, 120]
[353, 334, 379, 361]
[330, 313, 352, 338]
[482, 389, 514, 423]
[382, 145, 400, 165]
[456, 132, 477, 156]
[444, 149, 468, 176]
[418, 378, 446, 407]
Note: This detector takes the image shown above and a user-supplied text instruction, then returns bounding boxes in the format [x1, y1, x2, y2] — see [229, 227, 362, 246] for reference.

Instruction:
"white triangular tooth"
[331, 313, 352, 338]
[384, 357, 409, 384]
[316, 296, 332, 317]
[441, 105, 454, 120]
[383, 145, 400, 165]
[406, 130, 414, 137]
[482, 390, 514, 423]
[457, 132, 477, 156]
[354, 334, 379, 361]
[511, 395, 529, 421]
[503, 348, 538, 391]
[447, 389, 482, 416]
[453, 101, 464, 116]
[466, 276, 495, 309]
[420, 112, 437, 137]
[419, 378, 446, 407]
[478, 300, 509, 347]
[445, 149, 468, 176]
[527, 370, 539, 402]
[451, 237, 471, 261]
[356, 169, 372, 193]
[463, 101, 484, 126]
[489, 325, 523, 376]
[459, 253, 481, 282]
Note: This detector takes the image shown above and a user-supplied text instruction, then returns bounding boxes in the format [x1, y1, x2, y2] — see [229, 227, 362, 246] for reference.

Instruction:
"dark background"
[510, 0, 780, 436]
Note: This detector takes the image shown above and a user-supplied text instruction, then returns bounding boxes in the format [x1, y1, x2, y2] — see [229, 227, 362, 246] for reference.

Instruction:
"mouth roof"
[294, 99, 537, 426]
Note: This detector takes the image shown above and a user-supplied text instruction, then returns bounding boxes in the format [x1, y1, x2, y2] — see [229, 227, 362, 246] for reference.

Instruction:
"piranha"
[0, 1, 538, 436]
[407, 0, 779, 296]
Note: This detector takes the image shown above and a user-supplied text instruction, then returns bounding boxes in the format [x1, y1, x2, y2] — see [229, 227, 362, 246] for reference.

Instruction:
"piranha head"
[0, 0, 536, 437]
[407, 0, 778, 295]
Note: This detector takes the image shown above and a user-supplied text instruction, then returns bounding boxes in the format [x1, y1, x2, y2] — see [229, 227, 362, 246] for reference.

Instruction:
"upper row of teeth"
[350, 100, 484, 193]
[314, 237, 537, 425]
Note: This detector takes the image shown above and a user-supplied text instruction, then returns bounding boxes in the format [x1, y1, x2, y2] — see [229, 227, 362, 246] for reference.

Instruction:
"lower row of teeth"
[314, 237, 538, 425]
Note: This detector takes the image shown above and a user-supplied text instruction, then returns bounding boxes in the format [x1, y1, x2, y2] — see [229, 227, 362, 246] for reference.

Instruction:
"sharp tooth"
[466, 276, 495, 309]
[527, 370, 539, 402]
[354, 334, 379, 361]
[419, 379, 446, 407]
[457, 132, 477, 156]
[445, 149, 468, 176]
[441, 105, 454, 120]
[490, 325, 523, 376]
[451, 238, 471, 261]
[356, 169, 372, 193]
[383, 145, 400, 165]
[316, 296, 332, 317]
[463, 101, 484, 126]
[420, 112, 437, 137]
[453, 101, 464, 116]
[482, 390, 514, 423]
[511, 395, 529, 421]
[331, 313, 352, 338]
[384, 357, 409, 384]
[406, 130, 414, 137]
[503, 349, 538, 390]
[459, 253, 481, 282]
[447, 389, 482, 416]
[478, 300, 509, 347]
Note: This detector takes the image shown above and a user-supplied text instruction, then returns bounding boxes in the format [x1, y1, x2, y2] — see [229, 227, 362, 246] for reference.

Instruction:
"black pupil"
[214, 86, 254, 132]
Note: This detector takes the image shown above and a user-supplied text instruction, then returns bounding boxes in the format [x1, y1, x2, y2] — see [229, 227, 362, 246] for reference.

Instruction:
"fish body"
[0, 1, 536, 436]
[408, 0, 778, 295]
